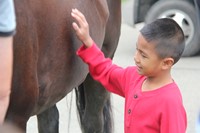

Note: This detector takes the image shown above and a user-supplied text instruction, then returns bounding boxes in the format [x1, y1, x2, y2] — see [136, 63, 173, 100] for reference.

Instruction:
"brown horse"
[6, 0, 121, 133]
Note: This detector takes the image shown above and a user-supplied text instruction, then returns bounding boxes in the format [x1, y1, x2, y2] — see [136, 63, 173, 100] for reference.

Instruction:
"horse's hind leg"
[76, 74, 113, 133]
[37, 105, 59, 133]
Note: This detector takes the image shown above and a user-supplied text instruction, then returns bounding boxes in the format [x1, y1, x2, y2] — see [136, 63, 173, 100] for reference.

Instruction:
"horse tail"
[75, 84, 85, 124]
[102, 95, 113, 133]
[75, 83, 113, 133]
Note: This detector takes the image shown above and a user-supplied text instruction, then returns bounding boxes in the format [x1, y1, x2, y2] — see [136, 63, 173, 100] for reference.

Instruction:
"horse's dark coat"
[6, 0, 121, 132]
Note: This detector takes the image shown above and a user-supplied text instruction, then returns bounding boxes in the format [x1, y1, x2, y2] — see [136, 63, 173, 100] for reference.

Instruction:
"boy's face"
[134, 33, 165, 77]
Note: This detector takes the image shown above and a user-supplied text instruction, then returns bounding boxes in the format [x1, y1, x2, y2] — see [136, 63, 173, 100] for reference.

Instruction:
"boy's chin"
[136, 69, 144, 75]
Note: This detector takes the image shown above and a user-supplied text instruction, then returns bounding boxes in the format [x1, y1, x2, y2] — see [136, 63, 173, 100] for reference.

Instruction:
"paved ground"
[27, 1, 200, 133]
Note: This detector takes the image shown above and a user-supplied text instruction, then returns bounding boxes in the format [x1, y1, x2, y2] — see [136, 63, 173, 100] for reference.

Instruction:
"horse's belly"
[33, 58, 88, 114]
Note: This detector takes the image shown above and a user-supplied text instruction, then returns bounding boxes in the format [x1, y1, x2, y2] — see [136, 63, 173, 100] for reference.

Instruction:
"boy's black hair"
[140, 18, 185, 64]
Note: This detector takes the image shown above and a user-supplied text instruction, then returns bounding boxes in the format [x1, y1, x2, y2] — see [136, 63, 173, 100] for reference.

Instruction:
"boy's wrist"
[84, 37, 93, 48]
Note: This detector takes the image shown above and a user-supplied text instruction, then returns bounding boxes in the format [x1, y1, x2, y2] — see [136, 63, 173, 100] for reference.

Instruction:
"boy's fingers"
[72, 22, 79, 32]
[71, 12, 85, 29]
[74, 9, 86, 23]
[71, 12, 81, 22]
[72, 9, 87, 25]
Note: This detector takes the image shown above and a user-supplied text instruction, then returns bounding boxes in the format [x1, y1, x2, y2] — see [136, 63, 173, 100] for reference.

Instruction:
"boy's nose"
[134, 51, 139, 63]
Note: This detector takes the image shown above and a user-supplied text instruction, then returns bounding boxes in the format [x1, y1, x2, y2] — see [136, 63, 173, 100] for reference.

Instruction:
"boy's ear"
[162, 58, 174, 70]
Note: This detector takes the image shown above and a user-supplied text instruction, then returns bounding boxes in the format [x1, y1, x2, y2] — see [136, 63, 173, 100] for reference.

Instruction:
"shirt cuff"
[76, 43, 102, 62]
[0, 30, 16, 37]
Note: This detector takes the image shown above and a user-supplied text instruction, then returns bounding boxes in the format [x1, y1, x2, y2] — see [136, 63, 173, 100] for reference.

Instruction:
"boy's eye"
[140, 51, 147, 58]
[136, 47, 148, 58]
[141, 54, 147, 58]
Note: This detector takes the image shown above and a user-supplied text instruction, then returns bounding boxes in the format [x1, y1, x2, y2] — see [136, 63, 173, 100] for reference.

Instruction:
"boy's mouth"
[136, 64, 142, 71]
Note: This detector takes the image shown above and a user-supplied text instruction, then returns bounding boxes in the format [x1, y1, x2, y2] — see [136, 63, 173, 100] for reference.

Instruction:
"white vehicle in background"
[133, 0, 200, 57]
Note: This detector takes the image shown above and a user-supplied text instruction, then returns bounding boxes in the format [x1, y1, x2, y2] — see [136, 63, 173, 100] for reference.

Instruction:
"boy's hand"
[71, 8, 93, 48]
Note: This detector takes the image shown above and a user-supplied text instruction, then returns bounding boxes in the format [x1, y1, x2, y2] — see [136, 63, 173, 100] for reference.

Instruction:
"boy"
[0, 0, 16, 124]
[71, 8, 187, 133]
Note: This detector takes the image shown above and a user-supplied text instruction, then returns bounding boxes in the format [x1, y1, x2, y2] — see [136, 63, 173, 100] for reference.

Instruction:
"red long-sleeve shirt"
[77, 43, 187, 133]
